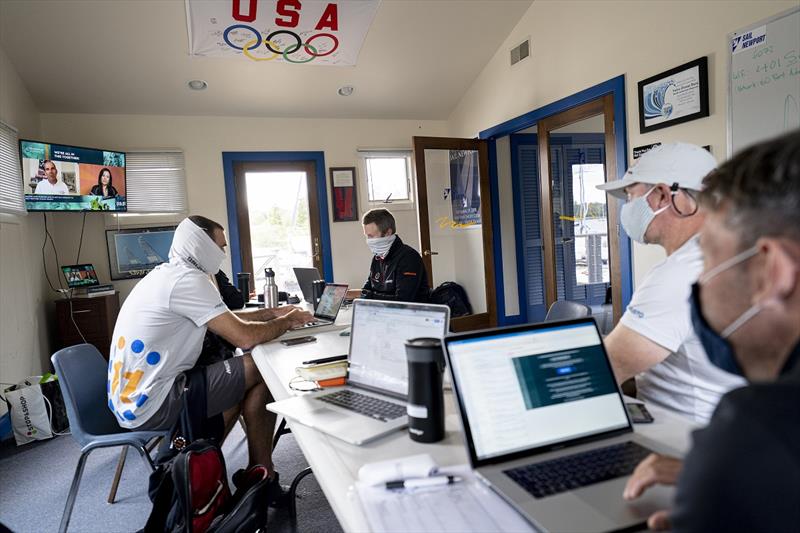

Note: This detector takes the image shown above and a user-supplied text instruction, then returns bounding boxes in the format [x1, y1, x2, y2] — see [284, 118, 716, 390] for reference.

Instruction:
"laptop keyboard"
[504, 441, 652, 499]
[318, 390, 406, 422]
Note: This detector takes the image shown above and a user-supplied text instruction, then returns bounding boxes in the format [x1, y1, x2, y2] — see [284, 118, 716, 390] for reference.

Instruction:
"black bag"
[145, 440, 271, 533]
[143, 368, 270, 533]
[430, 282, 473, 318]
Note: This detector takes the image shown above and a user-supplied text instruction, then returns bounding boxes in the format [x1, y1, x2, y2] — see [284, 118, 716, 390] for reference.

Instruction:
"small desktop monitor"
[61, 264, 100, 288]
[19, 139, 127, 212]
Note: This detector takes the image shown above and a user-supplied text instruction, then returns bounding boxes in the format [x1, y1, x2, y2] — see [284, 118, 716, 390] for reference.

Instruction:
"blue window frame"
[480, 75, 631, 325]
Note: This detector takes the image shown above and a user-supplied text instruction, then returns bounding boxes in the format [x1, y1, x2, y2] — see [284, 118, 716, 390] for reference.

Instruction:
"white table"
[252, 313, 698, 532]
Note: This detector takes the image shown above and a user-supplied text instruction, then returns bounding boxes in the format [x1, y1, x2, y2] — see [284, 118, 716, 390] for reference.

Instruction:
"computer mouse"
[339, 329, 351, 337]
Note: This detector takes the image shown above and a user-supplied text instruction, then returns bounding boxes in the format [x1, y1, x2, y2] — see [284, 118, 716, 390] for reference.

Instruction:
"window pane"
[246, 171, 311, 295]
[366, 157, 409, 202]
[571, 163, 609, 285]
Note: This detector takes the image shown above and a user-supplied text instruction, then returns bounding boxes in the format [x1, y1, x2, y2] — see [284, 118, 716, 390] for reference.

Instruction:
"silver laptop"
[293, 267, 322, 304]
[289, 283, 348, 331]
[445, 318, 676, 533]
[268, 299, 450, 445]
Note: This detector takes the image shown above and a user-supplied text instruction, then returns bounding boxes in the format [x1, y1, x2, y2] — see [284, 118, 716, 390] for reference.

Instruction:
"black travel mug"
[236, 272, 250, 304]
[311, 279, 326, 310]
[405, 338, 446, 443]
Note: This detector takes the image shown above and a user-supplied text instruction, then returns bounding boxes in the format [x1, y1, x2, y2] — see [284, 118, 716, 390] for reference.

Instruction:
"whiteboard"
[728, 7, 800, 155]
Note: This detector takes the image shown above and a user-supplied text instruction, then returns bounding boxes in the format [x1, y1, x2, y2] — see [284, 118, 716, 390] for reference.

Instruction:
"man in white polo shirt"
[108, 215, 313, 483]
[34, 160, 69, 194]
[596, 143, 744, 423]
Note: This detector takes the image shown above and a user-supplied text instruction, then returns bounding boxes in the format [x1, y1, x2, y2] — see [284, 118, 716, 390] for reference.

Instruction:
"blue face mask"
[689, 246, 760, 377]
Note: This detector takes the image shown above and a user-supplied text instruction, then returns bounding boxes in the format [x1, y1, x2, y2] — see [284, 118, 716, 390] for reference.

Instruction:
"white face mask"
[366, 234, 396, 258]
[169, 218, 226, 274]
[620, 186, 669, 243]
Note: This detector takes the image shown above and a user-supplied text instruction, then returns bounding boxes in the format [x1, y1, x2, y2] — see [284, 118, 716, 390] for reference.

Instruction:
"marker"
[385, 475, 462, 490]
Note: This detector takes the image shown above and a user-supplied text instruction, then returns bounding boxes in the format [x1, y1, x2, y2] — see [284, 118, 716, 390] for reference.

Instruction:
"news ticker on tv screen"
[19, 140, 127, 212]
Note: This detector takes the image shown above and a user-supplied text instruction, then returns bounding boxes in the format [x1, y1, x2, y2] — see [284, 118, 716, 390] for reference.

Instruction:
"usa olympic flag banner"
[186, 0, 381, 66]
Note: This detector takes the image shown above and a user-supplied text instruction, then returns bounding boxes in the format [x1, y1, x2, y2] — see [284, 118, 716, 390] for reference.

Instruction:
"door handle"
[423, 250, 439, 256]
[313, 237, 320, 260]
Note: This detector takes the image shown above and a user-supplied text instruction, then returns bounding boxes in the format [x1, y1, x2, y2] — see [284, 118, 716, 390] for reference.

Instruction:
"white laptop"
[445, 318, 677, 533]
[268, 299, 450, 445]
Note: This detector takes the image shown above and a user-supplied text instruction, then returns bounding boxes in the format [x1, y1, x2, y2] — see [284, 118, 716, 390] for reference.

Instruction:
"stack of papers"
[355, 462, 534, 533]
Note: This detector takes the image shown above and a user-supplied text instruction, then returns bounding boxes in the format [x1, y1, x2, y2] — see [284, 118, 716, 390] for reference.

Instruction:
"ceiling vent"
[510, 39, 530, 66]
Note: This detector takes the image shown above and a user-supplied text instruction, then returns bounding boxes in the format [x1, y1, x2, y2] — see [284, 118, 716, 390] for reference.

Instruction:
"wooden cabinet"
[55, 293, 119, 360]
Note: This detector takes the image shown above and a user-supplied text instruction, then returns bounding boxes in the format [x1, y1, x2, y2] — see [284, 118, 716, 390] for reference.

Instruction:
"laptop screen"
[314, 283, 348, 320]
[447, 321, 629, 462]
[61, 264, 100, 288]
[348, 300, 449, 397]
[293, 267, 321, 303]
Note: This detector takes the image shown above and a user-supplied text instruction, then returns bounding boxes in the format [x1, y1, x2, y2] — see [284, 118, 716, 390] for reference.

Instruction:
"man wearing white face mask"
[345, 208, 430, 303]
[108, 215, 313, 484]
[596, 143, 744, 423]
[622, 130, 800, 532]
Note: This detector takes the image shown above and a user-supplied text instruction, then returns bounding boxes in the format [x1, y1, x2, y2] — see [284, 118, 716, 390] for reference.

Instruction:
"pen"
[385, 475, 462, 490]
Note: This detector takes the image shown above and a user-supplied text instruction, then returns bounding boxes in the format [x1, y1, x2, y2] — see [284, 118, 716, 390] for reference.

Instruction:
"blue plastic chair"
[51, 344, 166, 533]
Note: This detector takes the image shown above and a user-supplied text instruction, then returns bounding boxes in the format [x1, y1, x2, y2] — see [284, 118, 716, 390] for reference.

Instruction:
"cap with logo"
[596, 142, 717, 199]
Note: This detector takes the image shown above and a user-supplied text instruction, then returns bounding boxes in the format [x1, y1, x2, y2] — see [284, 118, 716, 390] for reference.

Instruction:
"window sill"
[362, 201, 415, 212]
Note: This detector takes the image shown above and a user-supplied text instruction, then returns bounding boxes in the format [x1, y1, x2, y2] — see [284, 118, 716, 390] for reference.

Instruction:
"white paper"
[358, 453, 438, 486]
[355, 465, 535, 533]
[333, 170, 354, 187]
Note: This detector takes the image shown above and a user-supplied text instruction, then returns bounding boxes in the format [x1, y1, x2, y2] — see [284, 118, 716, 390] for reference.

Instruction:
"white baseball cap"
[596, 142, 717, 199]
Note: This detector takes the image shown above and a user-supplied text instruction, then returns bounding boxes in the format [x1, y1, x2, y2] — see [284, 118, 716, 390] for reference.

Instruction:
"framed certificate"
[638, 57, 709, 133]
[330, 167, 358, 222]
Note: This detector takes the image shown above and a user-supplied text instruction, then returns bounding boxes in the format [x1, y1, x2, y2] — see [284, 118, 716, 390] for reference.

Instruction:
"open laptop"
[289, 283, 348, 332]
[61, 264, 100, 288]
[268, 299, 450, 445]
[445, 318, 676, 533]
[293, 267, 322, 304]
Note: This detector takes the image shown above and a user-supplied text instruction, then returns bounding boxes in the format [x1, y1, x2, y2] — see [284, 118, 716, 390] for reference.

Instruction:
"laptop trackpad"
[579, 477, 674, 524]
[308, 406, 351, 424]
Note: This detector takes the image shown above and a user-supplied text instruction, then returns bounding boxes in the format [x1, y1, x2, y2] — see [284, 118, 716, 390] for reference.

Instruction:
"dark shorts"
[138, 356, 246, 432]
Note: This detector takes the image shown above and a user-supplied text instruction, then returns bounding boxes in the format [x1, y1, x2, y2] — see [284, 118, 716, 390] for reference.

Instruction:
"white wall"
[447, 0, 798, 287]
[38, 114, 447, 300]
[0, 43, 48, 408]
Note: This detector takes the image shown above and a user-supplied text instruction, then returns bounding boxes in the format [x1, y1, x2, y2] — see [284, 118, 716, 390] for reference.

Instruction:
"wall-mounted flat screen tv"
[19, 139, 126, 212]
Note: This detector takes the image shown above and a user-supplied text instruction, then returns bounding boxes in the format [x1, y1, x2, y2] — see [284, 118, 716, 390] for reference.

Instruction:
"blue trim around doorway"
[479, 75, 631, 324]
[221, 151, 334, 282]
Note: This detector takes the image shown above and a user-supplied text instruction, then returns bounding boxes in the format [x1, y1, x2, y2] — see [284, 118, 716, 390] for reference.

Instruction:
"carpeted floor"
[0, 423, 342, 533]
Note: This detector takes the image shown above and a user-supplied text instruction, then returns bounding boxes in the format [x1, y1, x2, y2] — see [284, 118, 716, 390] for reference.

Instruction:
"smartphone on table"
[280, 336, 316, 347]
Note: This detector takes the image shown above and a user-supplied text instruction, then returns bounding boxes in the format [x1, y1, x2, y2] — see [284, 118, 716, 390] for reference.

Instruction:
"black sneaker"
[265, 472, 292, 508]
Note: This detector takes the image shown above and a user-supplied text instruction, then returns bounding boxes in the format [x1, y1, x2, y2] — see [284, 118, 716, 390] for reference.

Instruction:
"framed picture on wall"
[637, 56, 709, 133]
[105, 225, 177, 280]
[330, 167, 359, 222]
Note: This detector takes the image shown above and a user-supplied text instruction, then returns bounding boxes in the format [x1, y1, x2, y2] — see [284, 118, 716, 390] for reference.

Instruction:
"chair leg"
[59, 450, 91, 533]
[107, 447, 128, 504]
[289, 467, 314, 522]
[273, 417, 292, 451]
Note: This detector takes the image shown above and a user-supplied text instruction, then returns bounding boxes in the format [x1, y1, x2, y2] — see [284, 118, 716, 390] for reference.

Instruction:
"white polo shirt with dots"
[107, 261, 228, 428]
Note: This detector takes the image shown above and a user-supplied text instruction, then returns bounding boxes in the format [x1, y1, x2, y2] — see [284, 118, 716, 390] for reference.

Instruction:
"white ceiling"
[0, 0, 532, 119]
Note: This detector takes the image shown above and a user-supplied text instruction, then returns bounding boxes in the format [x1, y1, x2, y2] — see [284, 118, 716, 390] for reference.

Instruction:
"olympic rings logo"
[223, 24, 339, 63]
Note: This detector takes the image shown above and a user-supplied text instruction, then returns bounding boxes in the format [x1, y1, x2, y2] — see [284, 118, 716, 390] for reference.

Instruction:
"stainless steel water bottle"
[264, 268, 279, 308]
[405, 338, 446, 443]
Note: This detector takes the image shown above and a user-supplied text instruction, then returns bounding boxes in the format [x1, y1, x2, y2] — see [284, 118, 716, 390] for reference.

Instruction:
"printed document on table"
[355, 465, 535, 533]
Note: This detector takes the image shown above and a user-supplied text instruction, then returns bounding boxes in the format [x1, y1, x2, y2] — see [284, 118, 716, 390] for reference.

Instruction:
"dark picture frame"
[330, 167, 359, 222]
[106, 225, 177, 280]
[638, 56, 709, 133]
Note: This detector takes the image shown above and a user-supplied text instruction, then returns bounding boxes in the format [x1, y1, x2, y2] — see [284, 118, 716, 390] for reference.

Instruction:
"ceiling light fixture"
[337, 85, 354, 96]
[187, 79, 208, 91]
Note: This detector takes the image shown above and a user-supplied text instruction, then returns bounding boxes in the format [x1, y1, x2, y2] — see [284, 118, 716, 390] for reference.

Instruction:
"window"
[125, 151, 188, 213]
[0, 121, 26, 215]
[358, 150, 414, 208]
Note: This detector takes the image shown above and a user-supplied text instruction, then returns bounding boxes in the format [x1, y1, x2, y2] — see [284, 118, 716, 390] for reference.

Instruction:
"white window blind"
[0, 121, 26, 215]
[125, 151, 188, 213]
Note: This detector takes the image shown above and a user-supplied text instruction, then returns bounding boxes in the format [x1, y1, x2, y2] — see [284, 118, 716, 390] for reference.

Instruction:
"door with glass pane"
[233, 161, 324, 296]
[538, 95, 624, 323]
[412, 137, 496, 331]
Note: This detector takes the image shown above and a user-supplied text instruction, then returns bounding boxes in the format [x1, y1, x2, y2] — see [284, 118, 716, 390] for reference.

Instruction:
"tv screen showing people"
[19, 139, 127, 212]
[61, 264, 100, 288]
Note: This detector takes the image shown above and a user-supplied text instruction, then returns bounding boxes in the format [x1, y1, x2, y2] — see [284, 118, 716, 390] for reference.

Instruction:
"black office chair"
[544, 300, 592, 322]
